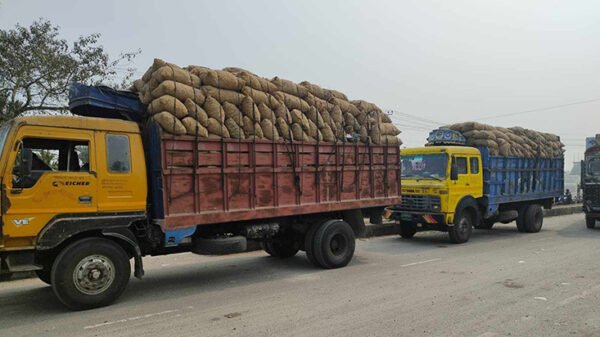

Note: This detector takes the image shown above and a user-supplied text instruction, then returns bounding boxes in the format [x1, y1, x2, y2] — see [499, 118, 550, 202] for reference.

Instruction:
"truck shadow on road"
[0, 251, 367, 318]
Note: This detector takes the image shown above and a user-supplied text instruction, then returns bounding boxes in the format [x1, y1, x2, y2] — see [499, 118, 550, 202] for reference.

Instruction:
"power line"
[387, 110, 442, 126]
[479, 98, 600, 121]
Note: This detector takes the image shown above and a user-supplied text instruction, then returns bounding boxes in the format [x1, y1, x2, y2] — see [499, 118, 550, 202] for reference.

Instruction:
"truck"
[582, 136, 600, 228]
[0, 84, 401, 309]
[389, 128, 564, 243]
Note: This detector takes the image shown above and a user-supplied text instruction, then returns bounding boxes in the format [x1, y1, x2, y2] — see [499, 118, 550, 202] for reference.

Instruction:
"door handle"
[79, 195, 92, 204]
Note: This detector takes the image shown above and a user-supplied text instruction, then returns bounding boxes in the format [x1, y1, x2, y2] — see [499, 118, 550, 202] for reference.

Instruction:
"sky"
[1, 0, 599, 170]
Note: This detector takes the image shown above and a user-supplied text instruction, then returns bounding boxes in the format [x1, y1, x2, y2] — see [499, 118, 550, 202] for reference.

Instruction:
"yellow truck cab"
[0, 115, 147, 305]
[391, 128, 564, 244]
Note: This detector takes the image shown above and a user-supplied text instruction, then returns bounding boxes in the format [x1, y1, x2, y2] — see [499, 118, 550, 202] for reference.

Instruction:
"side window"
[13, 138, 89, 188]
[456, 157, 468, 175]
[106, 135, 130, 173]
[470, 157, 479, 174]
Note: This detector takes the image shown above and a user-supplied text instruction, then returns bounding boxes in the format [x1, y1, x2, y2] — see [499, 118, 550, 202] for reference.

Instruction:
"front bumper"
[392, 211, 448, 231]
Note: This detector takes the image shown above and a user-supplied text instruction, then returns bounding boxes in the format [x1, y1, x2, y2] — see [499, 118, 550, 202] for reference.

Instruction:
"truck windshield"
[588, 157, 600, 176]
[401, 154, 448, 180]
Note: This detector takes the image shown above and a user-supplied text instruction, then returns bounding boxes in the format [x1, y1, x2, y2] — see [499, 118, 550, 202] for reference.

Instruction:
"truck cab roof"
[402, 145, 481, 156]
[12, 115, 141, 134]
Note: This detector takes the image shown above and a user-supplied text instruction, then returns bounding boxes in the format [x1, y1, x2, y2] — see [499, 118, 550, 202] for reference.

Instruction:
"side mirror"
[450, 158, 459, 181]
[19, 148, 33, 178]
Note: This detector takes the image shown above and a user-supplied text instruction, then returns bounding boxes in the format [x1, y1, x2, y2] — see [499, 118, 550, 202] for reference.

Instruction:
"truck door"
[2, 126, 97, 243]
[468, 156, 483, 198]
[450, 156, 470, 209]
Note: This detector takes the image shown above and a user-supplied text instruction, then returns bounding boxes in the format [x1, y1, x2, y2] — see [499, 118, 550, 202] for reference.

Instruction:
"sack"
[275, 92, 311, 112]
[258, 103, 276, 122]
[183, 98, 209, 127]
[320, 125, 335, 142]
[225, 118, 245, 139]
[152, 111, 186, 135]
[207, 118, 230, 138]
[148, 95, 188, 118]
[272, 76, 308, 97]
[203, 96, 225, 123]
[276, 117, 291, 140]
[201, 69, 244, 91]
[300, 81, 332, 101]
[240, 96, 261, 122]
[149, 65, 201, 90]
[242, 116, 264, 138]
[202, 86, 244, 105]
[151, 80, 206, 106]
[181, 117, 208, 137]
[222, 102, 243, 125]
[331, 98, 360, 116]
[260, 119, 280, 141]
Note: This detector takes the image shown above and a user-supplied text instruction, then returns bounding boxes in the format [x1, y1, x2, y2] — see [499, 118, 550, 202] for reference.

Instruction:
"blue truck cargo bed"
[479, 146, 564, 215]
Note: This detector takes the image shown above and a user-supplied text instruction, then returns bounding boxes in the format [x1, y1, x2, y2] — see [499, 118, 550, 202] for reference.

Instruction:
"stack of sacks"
[442, 122, 564, 158]
[131, 59, 402, 145]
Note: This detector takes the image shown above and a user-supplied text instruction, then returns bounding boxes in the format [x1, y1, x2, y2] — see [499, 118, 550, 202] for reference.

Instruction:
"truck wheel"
[449, 211, 473, 244]
[516, 206, 527, 232]
[307, 220, 355, 269]
[51, 238, 131, 310]
[263, 236, 300, 258]
[35, 269, 52, 285]
[399, 222, 417, 238]
[586, 216, 596, 229]
[522, 204, 543, 233]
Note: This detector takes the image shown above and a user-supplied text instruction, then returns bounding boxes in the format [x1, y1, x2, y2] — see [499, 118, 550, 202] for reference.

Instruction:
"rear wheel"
[449, 211, 473, 244]
[306, 220, 355, 269]
[586, 216, 596, 229]
[51, 238, 131, 310]
[399, 222, 417, 238]
[516, 206, 528, 232]
[522, 204, 543, 233]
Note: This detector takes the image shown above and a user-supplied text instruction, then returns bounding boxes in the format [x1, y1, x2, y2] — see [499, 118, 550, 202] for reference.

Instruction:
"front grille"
[584, 184, 600, 207]
[398, 194, 441, 212]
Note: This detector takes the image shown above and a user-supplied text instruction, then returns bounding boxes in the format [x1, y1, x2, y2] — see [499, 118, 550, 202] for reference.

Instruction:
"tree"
[0, 19, 141, 122]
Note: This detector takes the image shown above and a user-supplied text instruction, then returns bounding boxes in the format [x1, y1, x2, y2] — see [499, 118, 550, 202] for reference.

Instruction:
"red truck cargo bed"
[159, 136, 401, 230]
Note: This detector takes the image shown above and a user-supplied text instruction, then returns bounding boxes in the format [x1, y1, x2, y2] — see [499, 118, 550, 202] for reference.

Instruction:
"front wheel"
[51, 238, 131, 310]
[35, 269, 52, 285]
[586, 216, 596, 229]
[306, 220, 355, 269]
[449, 211, 473, 244]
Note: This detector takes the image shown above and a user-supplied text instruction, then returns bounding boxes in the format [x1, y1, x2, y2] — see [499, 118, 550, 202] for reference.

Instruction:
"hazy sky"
[1, 0, 599, 169]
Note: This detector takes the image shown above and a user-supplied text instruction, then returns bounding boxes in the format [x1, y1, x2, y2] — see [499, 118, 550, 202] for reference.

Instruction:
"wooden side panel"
[160, 136, 401, 229]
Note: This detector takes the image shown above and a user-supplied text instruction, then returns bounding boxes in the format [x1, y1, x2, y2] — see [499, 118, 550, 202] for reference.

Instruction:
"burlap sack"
[359, 125, 368, 143]
[290, 109, 310, 132]
[380, 123, 401, 136]
[331, 106, 343, 124]
[142, 58, 177, 82]
[272, 77, 308, 97]
[276, 117, 292, 140]
[311, 95, 335, 112]
[241, 96, 261, 122]
[382, 136, 401, 145]
[132, 79, 145, 92]
[242, 86, 271, 107]
[148, 65, 201, 90]
[207, 118, 230, 138]
[258, 103, 276, 122]
[242, 116, 264, 138]
[183, 98, 209, 127]
[380, 113, 392, 123]
[343, 112, 358, 131]
[225, 118, 245, 139]
[300, 81, 332, 101]
[181, 117, 209, 137]
[151, 80, 206, 106]
[332, 98, 361, 116]
[330, 89, 348, 101]
[274, 103, 292, 122]
[352, 100, 380, 113]
[222, 102, 243, 125]
[291, 123, 311, 141]
[321, 125, 335, 142]
[370, 125, 382, 145]
[201, 69, 244, 91]
[152, 111, 186, 135]
[307, 119, 318, 139]
[275, 92, 311, 112]
[147, 95, 188, 118]
[307, 107, 324, 127]
[236, 71, 277, 93]
[187, 65, 211, 79]
[203, 96, 225, 123]
[202, 86, 244, 105]
[260, 119, 280, 141]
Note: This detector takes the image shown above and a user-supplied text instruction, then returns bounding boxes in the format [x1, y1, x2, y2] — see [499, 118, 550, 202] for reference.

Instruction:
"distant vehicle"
[582, 135, 600, 228]
[0, 84, 401, 309]
[389, 128, 564, 243]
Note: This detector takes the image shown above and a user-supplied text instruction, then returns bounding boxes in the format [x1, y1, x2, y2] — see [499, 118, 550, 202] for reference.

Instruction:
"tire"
[586, 216, 596, 229]
[51, 238, 131, 310]
[516, 206, 528, 233]
[35, 269, 52, 285]
[449, 210, 473, 244]
[522, 204, 543, 233]
[309, 220, 355, 269]
[475, 219, 494, 230]
[399, 222, 417, 238]
[304, 223, 320, 266]
[263, 235, 300, 258]
[193, 236, 247, 255]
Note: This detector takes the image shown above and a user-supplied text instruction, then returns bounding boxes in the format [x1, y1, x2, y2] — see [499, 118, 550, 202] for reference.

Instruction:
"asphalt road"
[1, 213, 599, 337]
